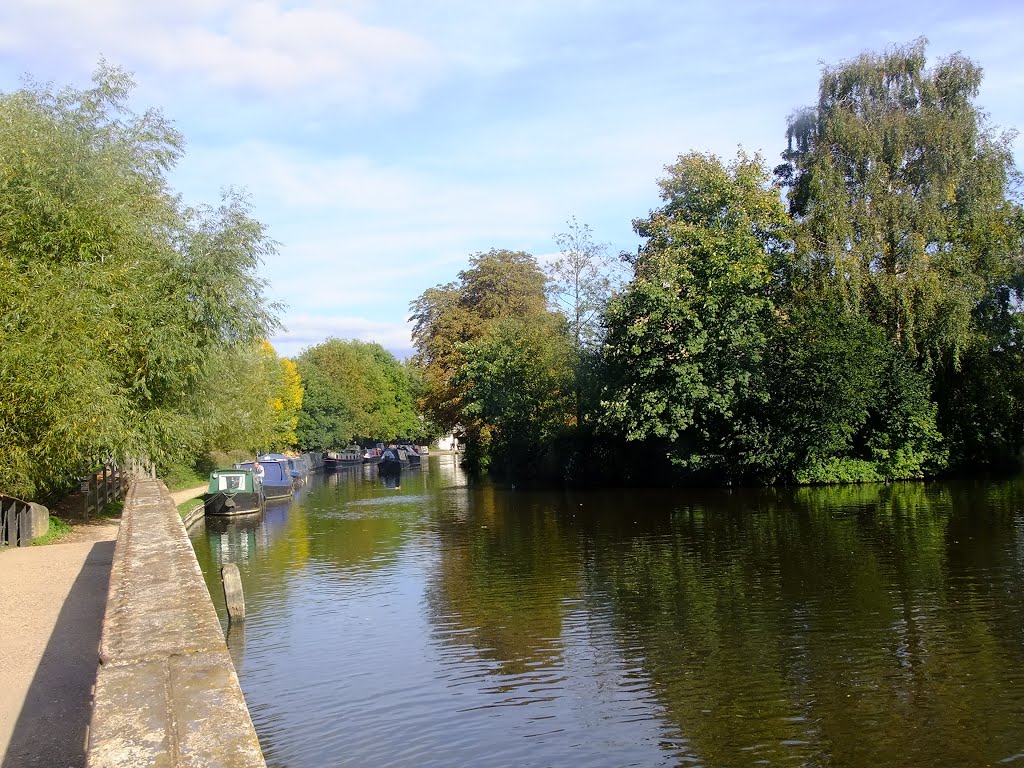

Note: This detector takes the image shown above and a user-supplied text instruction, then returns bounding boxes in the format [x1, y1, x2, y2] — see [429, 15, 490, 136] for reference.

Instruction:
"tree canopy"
[410, 249, 551, 432]
[0, 65, 284, 497]
[6, 41, 1023, 494]
[295, 339, 420, 449]
[601, 151, 793, 480]
[546, 218, 617, 351]
[410, 248, 574, 476]
[775, 38, 1022, 367]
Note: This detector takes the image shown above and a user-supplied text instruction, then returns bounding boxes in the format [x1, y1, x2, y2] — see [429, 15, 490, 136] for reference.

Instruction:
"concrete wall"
[181, 502, 205, 531]
[27, 502, 49, 541]
[88, 479, 266, 768]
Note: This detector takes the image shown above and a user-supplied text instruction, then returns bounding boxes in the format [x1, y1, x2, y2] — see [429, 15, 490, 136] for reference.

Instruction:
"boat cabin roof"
[207, 469, 257, 494]
[237, 460, 289, 484]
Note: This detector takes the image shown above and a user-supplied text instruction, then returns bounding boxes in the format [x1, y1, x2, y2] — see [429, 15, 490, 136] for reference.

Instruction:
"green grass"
[99, 500, 123, 519]
[162, 451, 252, 492]
[163, 464, 211, 492]
[177, 497, 204, 519]
[31, 516, 73, 546]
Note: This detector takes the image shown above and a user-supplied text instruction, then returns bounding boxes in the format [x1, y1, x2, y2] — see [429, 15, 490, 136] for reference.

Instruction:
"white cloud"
[7, 0, 1022, 363]
[271, 313, 413, 359]
[0, 0, 440, 108]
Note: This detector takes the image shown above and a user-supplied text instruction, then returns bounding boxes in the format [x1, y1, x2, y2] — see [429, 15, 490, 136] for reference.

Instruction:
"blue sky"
[2, 1, 1022, 359]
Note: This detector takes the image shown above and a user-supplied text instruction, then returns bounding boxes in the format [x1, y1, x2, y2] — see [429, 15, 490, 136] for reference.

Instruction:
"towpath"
[0, 521, 118, 768]
[171, 483, 208, 506]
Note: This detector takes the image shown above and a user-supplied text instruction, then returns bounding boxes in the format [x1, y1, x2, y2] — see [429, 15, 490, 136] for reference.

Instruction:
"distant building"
[436, 434, 459, 452]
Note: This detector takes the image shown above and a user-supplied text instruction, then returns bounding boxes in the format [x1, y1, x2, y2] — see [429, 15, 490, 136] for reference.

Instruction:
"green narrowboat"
[203, 468, 265, 516]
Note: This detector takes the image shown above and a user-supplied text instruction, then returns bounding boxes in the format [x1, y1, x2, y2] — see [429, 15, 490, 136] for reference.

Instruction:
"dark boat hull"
[261, 482, 293, 499]
[204, 491, 264, 516]
[325, 457, 364, 472]
[378, 458, 403, 476]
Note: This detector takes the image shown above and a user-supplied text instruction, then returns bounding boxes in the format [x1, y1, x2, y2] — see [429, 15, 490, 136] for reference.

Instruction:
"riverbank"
[0, 520, 119, 768]
[88, 478, 265, 767]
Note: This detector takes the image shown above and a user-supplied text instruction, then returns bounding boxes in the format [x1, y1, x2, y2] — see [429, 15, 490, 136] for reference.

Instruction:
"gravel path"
[0, 521, 119, 768]
[170, 484, 208, 506]
[0, 480, 206, 766]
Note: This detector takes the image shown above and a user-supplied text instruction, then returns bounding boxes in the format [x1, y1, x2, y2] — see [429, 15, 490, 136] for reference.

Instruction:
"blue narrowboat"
[237, 459, 293, 499]
[259, 453, 308, 482]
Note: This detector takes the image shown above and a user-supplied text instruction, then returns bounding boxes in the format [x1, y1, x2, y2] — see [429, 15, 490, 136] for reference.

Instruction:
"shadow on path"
[2, 541, 114, 768]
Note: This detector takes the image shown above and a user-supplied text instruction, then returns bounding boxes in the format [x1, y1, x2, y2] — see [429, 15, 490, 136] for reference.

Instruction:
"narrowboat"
[325, 445, 363, 471]
[260, 453, 308, 482]
[400, 445, 422, 467]
[301, 451, 324, 472]
[203, 469, 265, 516]
[377, 445, 403, 477]
[237, 459, 293, 499]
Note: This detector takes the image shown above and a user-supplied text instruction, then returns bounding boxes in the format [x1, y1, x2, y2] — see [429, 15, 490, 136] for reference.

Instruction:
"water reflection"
[191, 465, 1024, 767]
[225, 620, 246, 675]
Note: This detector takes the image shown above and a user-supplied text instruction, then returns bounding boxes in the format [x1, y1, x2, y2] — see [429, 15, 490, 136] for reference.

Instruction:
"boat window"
[218, 474, 246, 491]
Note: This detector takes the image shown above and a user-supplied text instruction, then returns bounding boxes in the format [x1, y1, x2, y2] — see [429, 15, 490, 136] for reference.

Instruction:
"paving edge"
[181, 503, 205, 531]
[87, 479, 266, 768]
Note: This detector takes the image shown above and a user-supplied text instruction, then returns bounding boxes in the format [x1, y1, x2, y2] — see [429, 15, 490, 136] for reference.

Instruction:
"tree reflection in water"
[191, 464, 1024, 768]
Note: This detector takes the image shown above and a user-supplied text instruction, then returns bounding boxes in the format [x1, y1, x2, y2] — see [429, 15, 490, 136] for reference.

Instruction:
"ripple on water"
[195, 471, 1024, 768]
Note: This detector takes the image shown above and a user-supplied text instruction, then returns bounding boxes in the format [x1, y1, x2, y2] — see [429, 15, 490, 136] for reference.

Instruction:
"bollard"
[221, 562, 246, 622]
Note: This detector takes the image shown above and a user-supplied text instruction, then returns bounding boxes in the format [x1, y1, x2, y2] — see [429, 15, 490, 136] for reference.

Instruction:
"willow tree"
[0, 65, 280, 497]
[198, 341, 303, 454]
[775, 39, 1024, 471]
[775, 38, 1022, 367]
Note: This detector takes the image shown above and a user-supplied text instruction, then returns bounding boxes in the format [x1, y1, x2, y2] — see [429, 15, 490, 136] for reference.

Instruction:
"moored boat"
[260, 452, 308, 483]
[237, 459, 293, 498]
[325, 445, 364, 471]
[377, 444, 403, 477]
[399, 445, 422, 467]
[203, 469, 265, 516]
[301, 451, 324, 472]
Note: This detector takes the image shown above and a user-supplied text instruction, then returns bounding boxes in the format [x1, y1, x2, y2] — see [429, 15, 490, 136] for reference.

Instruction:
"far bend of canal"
[190, 455, 1024, 768]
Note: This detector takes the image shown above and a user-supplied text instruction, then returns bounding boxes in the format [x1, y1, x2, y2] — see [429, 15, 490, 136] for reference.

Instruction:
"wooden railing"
[0, 494, 35, 547]
[79, 462, 134, 519]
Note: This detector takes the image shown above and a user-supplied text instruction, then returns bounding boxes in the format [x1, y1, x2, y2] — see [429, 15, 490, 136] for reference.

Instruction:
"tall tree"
[601, 151, 792, 480]
[410, 249, 550, 433]
[546, 218, 617, 350]
[411, 248, 568, 471]
[775, 38, 1024, 473]
[775, 38, 1022, 367]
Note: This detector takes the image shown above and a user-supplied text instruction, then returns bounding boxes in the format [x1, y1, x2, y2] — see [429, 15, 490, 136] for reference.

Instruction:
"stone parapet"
[87, 479, 265, 768]
[27, 502, 49, 540]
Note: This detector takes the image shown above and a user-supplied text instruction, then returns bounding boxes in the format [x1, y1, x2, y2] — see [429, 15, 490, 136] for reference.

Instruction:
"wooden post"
[2, 499, 11, 546]
[221, 563, 245, 623]
[81, 476, 91, 520]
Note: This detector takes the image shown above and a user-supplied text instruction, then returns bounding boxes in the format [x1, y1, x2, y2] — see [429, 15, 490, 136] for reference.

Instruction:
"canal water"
[190, 455, 1024, 767]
